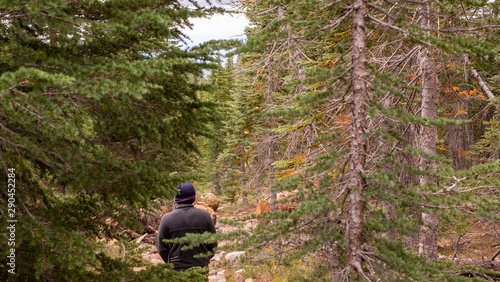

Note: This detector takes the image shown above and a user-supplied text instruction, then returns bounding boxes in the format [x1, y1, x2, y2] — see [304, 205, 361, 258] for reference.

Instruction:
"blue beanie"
[175, 183, 196, 204]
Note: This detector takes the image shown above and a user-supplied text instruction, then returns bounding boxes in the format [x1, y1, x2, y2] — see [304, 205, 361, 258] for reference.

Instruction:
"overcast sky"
[179, 0, 249, 46]
[183, 13, 249, 46]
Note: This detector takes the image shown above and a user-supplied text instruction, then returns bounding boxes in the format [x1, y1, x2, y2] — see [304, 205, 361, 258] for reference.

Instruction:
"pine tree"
[200, 56, 236, 195]
[217, 0, 500, 280]
[0, 1, 223, 280]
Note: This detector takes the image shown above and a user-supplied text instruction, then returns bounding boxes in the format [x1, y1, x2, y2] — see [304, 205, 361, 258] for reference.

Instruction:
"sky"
[180, 0, 250, 46]
[183, 13, 249, 46]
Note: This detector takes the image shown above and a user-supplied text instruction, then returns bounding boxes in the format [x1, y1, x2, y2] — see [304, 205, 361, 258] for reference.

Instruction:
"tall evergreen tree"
[0, 1, 222, 280]
[219, 0, 500, 280]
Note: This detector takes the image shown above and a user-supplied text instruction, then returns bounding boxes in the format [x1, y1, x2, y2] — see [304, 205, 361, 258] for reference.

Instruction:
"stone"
[137, 243, 150, 249]
[142, 234, 157, 245]
[211, 251, 224, 262]
[133, 266, 146, 272]
[225, 251, 246, 262]
[201, 193, 220, 211]
[234, 272, 245, 282]
[150, 258, 163, 265]
[243, 220, 258, 231]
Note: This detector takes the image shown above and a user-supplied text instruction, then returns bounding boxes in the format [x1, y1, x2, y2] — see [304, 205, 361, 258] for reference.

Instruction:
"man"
[157, 182, 217, 275]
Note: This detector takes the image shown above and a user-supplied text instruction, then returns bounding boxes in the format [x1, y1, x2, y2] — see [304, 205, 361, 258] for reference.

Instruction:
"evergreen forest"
[1, 0, 500, 281]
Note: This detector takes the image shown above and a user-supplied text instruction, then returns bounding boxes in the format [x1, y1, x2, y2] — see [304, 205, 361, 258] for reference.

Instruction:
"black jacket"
[157, 204, 217, 269]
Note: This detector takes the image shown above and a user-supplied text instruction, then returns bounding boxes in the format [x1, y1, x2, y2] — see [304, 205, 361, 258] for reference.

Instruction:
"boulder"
[133, 266, 146, 272]
[201, 193, 220, 211]
[225, 251, 246, 262]
[234, 272, 245, 282]
[194, 202, 217, 225]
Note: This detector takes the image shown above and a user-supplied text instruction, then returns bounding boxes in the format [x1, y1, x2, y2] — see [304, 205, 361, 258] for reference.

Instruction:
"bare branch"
[367, 14, 409, 36]
[467, 65, 495, 99]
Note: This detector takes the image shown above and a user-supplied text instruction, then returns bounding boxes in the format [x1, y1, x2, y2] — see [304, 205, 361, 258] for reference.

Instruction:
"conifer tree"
[220, 0, 500, 280]
[0, 1, 222, 280]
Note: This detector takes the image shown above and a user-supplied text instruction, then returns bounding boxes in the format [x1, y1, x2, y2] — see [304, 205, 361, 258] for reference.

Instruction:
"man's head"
[175, 182, 196, 204]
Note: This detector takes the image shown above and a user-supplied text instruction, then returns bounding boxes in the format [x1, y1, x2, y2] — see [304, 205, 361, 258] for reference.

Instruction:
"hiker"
[157, 182, 217, 277]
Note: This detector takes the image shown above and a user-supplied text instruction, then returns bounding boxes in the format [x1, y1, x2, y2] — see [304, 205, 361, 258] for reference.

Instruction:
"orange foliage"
[446, 87, 484, 98]
[256, 200, 271, 215]
[406, 73, 416, 80]
[454, 108, 467, 117]
[457, 150, 467, 158]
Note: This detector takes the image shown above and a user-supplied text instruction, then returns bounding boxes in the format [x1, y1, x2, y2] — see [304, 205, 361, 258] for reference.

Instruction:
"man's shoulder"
[161, 205, 211, 218]
[190, 206, 212, 217]
[161, 208, 182, 220]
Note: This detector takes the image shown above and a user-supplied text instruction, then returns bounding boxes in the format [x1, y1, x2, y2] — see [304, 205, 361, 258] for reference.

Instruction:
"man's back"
[157, 204, 217, 269]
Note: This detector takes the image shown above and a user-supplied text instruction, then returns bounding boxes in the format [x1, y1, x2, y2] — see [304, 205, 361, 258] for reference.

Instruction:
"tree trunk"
[418, 2, 439, 260]
[240, 142, 249, 205]
[398, 125, 421, 250]
[447, 98, 473, 170]
[266, 41, 278, 212]
[345, 0, 368, 275]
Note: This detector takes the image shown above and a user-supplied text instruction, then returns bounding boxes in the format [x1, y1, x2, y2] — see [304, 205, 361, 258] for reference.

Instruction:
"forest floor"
[127, 200, 500, 281]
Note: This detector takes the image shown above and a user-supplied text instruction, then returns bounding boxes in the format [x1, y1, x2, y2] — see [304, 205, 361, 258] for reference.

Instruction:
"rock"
[234, 272, 245, 282]
[137, 243, 150, 249]
[142, 234, 157, 245]
[202, 193, 220, 211]
[142, 252, 163, 265]
[243, 219, 258, 231]
[195, 202, 217, 224]
[225, 251, 246, 262]
[217, 269, 226, 276]
[217, 223, 235, 234]
[150, 258, 163, 265]
[149, 245, 158, 253]
[255, 200, 271, 215]
[133, 266, 146, 272]
[209, 269, 226, 282]
[211, 251, 225, 262]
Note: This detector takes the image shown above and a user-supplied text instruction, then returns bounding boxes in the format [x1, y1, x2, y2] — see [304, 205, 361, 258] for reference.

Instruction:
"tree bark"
[447, 98, 473, 170]
[240, 142, 249, 205]
[345, 0, 368, 275]
[266, 41, 278, 212]
[418, 1, 439, 260]
[398, 125, 421, 250]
